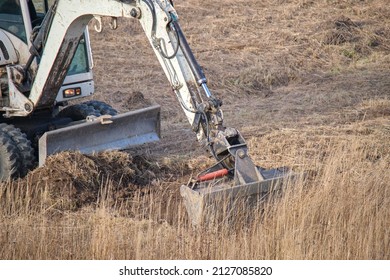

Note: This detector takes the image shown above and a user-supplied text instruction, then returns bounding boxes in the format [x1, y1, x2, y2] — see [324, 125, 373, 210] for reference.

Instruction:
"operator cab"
[0, 0, 94, 104]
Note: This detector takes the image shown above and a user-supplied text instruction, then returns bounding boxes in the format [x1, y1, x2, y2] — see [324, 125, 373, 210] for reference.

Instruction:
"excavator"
[0, 0, 292, 224]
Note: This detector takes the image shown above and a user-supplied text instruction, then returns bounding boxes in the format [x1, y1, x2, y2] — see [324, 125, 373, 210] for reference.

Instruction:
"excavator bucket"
[38, 105, 160, 166]
[181, 159, 295, 226]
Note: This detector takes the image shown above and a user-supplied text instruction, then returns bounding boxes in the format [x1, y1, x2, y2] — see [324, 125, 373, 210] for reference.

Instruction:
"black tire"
[0, 129, 22, 181]
[0, 124, 36, 178]
[58, 101, 117, 121]
[57, 103, 101, 121]
[84, 100, 117, 116]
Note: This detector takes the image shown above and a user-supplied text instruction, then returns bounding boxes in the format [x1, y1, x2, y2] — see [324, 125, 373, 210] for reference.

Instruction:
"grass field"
[0, 0, 389, 259]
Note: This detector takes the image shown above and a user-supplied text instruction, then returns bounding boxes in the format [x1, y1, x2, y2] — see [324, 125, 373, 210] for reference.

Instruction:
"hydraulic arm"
[4, 0, 293, 224]
[9, 0, 250, 171]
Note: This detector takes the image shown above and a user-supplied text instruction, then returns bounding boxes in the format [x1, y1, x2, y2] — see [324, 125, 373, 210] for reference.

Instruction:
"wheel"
[58, 101, 117, 121]
[0, 124, 36, 179]
[57, 103, 101, 121]
[84, 100, 118, 116]
[0, 133, 21, 181]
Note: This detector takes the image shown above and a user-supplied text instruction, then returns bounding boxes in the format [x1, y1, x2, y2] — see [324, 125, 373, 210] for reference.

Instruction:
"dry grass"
[1, 0, 389, 259]
[1, 133, 389, 259]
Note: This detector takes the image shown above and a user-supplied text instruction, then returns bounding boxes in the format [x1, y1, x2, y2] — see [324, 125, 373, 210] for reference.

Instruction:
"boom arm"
[9, 0, 263, 186]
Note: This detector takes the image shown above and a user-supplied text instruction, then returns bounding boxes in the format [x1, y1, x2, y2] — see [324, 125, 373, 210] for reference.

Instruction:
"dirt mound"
[124, 91, 153, 111]
[20, 151, 184, 212]
[321, 15, 388, 57]
[323, 16, 361, 45]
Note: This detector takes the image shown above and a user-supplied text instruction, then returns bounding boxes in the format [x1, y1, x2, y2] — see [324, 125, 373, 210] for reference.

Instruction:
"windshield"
[32, 0, 48, 13]
[0, 0, 89, 75]
[31, 0, 48, 26]
[0, 0, 27, 42]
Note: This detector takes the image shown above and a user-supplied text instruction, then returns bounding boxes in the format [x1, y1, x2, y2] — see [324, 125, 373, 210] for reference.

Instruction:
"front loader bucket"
[180, 167, 294, 226]
[38, 105, 160, 166]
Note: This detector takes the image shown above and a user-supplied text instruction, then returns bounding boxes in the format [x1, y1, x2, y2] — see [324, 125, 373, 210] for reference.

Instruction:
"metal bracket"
[109, 17, 118, 30]
[234, 149, 264, 186]
[156, 0, 177, 19]
[93, 16, 103, 32]
[86, 114, 113, 125]
[3, 66, 34, 117]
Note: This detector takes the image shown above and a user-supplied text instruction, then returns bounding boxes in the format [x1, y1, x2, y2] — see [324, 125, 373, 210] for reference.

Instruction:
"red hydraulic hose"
[197, 168, 229, 182]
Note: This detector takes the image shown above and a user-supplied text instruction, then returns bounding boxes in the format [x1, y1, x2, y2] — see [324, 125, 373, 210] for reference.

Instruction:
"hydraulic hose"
[170, 21, 207, 87]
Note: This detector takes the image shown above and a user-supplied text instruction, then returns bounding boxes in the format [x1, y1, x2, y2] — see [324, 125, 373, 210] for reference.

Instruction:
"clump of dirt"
[320, 15, 389, 58]
[322, 16, 388, 55]
[20, 151, 186, 212]
[322, 16, 361, 45]
[124, 91, 153, 110]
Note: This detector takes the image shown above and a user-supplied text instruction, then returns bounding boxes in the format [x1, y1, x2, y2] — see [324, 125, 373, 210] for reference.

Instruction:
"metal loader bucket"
[38, 105, 160, 166]
[180, 167, 294, 226]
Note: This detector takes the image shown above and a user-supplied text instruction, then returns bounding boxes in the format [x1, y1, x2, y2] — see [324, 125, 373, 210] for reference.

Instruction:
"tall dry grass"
[1, 132, 388, 259]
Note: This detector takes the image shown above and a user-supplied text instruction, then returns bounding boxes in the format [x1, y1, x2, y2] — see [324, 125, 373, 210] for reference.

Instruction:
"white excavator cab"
[0, 0, 94, 104]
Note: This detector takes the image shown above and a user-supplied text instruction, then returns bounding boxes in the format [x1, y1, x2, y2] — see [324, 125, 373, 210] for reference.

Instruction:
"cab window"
[31, 0, 46, 13]
[31, 0, 47, 27]
[68, 35, 90, 75]
[0, 0, 27, 42]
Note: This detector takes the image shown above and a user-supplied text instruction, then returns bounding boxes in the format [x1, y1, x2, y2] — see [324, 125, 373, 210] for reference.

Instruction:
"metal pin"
[201, 83, 212, 98]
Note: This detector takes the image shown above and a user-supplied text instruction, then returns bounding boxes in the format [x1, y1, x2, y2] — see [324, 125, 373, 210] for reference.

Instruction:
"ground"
[0, 0, 389, 259]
